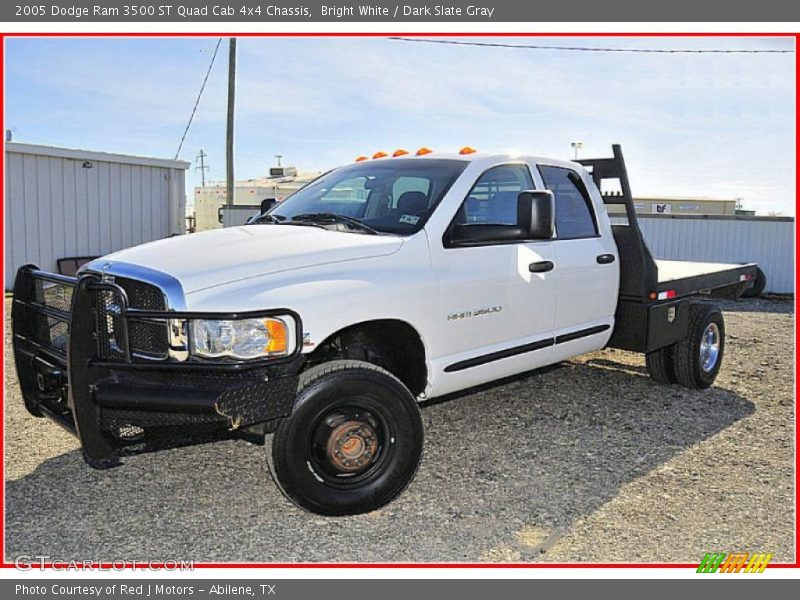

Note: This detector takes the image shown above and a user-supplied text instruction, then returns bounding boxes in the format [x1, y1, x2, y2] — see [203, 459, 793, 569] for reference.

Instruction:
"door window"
[538, 165, 598, 239]
[456, 164, 534, 226]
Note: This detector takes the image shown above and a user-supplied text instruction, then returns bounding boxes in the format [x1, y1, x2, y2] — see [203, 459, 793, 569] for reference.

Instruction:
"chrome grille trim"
[81, 260, 187, 361]
[80, 260, 187, 310]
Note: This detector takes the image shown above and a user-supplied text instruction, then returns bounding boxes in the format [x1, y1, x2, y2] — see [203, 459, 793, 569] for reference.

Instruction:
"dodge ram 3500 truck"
[13, 145, 757, 515]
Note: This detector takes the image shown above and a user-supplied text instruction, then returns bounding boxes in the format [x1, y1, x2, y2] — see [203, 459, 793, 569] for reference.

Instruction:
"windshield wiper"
[250, 213, 288, 224]
[289, 213, 379, 235]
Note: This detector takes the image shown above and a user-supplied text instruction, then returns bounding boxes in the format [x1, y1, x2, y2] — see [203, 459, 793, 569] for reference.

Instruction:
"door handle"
[596, 254, 616, 264]
[529, 261, 555, 273]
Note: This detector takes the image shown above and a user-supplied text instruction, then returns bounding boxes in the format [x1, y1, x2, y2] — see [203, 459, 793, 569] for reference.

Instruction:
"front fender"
[184, 234, 441, 376]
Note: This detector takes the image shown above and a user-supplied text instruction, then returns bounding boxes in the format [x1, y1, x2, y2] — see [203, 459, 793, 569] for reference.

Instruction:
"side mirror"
[260, 198, 278, 213]
[517, 190, 554, 240]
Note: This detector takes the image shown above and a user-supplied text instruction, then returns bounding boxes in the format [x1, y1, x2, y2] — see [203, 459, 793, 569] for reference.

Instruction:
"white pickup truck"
[13, 145, 758, 515]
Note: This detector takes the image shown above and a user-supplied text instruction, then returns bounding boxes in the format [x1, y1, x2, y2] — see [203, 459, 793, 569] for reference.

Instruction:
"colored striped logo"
[697, 552, 773, 573]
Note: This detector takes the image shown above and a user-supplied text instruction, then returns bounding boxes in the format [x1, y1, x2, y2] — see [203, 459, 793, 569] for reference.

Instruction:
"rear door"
[536, 163, 618, 358]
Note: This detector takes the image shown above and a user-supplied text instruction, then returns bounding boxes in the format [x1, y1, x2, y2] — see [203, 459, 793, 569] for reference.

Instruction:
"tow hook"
[33, 357, 65, 393]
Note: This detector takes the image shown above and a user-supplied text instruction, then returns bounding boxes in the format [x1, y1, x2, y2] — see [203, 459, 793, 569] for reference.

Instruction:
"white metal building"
[4, 142, 189, 289]
[608, 196, 739, 216]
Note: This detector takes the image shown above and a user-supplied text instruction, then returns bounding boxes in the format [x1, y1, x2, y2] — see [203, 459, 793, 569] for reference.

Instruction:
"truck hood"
[97, 225, 403, 294]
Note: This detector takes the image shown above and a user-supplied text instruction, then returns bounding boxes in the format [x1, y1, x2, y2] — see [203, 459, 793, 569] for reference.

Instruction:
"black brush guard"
[12, 265, 303, 468]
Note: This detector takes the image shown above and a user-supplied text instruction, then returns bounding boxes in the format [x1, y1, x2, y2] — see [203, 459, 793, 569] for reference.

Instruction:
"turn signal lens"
[416, 147, 433, 156]
[372, 151, 388, 159]
[265, 318, 288, 354]
[393, 149, 409, 157]
[459, 146, 477, 155]
[354, 156, 368, 162]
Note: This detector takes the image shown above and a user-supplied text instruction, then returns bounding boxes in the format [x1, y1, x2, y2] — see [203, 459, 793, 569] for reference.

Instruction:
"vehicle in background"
[193, 163, 321, 232]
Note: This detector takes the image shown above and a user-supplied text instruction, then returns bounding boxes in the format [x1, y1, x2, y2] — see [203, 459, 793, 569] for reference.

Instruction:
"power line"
[174, 37, 223, 160]
[389, 37, 794, 54]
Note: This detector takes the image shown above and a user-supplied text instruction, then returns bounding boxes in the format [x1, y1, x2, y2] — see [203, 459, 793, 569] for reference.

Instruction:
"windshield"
[264, 159, 468, 234]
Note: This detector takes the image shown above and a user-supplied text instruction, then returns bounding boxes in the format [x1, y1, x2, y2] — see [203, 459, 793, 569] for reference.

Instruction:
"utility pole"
[226, 38, 237, 207]
[571, 141, 584, 160]
[195, 149, 209, 187]
[274, 154, 283, 167]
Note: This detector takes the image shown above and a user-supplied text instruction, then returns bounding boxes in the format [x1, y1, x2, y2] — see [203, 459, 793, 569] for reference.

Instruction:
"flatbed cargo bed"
[655, 260, 758, 297]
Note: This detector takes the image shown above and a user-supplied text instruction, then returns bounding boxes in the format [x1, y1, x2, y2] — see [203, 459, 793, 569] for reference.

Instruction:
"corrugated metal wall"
[634, 215, 794, 294]
[4, 143, 189, 289]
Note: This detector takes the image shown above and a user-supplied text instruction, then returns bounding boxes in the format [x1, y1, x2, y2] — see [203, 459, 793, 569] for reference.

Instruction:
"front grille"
[96, 288, 128, 360]
[102, 277, 170, 360]
[116, 277, 168, 311]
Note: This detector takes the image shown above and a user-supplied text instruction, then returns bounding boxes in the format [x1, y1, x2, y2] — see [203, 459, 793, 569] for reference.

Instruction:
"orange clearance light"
[264, 319, 288, 355]
[416, 147, 433, 156]
[459, 146, 477, 155]
[393, 149, 409, 157]
[373, 151, 388, 159]
[354, 155, 368, 162]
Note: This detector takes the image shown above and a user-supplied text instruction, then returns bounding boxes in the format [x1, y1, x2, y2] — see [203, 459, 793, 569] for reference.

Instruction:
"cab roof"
[357, 151, 584, 171]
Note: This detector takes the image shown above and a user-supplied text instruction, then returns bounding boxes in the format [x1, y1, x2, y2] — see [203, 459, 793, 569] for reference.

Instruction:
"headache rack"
[577, 144, 659, 303]
[577, 145, 757, 353]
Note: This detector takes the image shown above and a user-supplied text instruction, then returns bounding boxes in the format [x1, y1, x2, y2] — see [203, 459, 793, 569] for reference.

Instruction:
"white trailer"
[193, 166, 320, 232]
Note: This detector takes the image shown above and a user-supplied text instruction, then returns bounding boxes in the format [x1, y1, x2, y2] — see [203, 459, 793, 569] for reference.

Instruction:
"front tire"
[268, 360, 424, 516]
[671, 303, 725, 389]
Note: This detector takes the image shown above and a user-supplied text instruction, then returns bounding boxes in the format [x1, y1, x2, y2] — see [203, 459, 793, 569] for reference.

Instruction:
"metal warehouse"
[607, 195, 740, 216]
[4, 143, 189, 289]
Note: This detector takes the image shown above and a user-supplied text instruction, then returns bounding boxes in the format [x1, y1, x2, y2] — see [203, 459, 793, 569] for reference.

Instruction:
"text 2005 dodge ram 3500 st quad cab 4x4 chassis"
[13, 145, 757, 515]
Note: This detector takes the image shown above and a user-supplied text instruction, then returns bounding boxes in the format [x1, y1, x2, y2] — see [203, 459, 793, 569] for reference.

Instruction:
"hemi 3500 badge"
[447, 306, 503, 321]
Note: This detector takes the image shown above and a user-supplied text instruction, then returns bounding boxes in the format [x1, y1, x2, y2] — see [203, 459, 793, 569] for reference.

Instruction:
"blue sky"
[4, 36, 796, 214]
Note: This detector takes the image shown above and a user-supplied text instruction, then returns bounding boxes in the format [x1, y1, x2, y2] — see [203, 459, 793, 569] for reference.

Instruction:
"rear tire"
[268, 360, 423, 516]
[646, 346, 677, 384]
[671, 303, 725, 389]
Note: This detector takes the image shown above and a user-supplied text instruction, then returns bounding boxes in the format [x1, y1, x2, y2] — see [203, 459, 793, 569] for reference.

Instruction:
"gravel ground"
[3, 296, 795, 563]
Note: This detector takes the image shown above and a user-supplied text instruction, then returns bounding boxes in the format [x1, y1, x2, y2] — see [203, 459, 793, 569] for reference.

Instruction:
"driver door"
[428, 163, 558, 393]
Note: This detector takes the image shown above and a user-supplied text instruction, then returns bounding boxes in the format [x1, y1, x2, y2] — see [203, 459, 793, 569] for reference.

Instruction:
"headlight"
[191, 317, 293, 360]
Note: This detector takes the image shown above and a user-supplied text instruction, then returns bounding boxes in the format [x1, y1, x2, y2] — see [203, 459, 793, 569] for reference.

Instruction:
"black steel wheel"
[268, 360, 423, 516]
[671, 303, 725, 390]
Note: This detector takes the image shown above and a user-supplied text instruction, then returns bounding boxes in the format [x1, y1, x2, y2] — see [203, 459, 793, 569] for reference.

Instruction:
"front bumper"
[12, 265, 303, 468]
